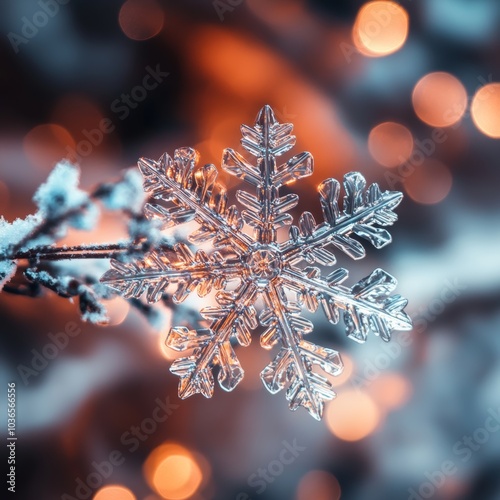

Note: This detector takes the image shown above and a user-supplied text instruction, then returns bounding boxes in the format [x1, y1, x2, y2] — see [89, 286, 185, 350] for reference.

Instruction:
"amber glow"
[405, 160, 452, 205]
[187, 28, 356, 181]
[368, 122, 413, 167]
[471, 83, 500, 138]
[296, 470, 341, 500]
[326, 389, 381, 441]
[353, 1, 409, 57]
[119, 0, 164, 41]
[412, 72, 467, 127]
[93, 484, 136, 500]
[144, 443, 203, 500]
[105, 298, 130, 326]
[23, 123, 75, 170]
[369, 373, 412, 410]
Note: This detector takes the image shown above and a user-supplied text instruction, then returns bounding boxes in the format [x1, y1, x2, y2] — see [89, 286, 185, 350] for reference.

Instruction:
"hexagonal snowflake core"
[245, 245, 282, 286]
[102, 105, 412, 420]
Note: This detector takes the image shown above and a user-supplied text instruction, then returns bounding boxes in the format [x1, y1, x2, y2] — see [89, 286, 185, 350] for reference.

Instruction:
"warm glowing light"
[105, 298, 130, 326]
[119, 0, 164, 41]
[326, 389, 380, 441]
[368, 122, 413, 167]
[412, 72, 467, 127]
[369, 373, 412, 410]
[353, 1, 409, 57]
[405, 160, 452, 205]
[296, 470, 341, 500]
[23, 123, 75, 170]
[93, 484, 136, 500]
[471, 83, 500, 138]
[144, 443, 203, 500]
[329, 354, 354, 387]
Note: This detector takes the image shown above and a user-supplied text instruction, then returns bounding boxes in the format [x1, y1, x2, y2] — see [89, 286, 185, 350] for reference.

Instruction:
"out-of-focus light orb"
[119, 0, 164, 41]
[471, 83, 500, 138]
[368, 122, 413, 167]
[326, 389, 380, 441]
[353, 1, 409, 57]
[105, 298, 130, 326]
[23, 123, 75, 170]
[93, 484, 136, 500]
[144, 443, 203, 500]
[296, 470, 341, 500]
[412, 72, 467, 127]
[369, 373, 412, 410]
[405, 160, 452, 205]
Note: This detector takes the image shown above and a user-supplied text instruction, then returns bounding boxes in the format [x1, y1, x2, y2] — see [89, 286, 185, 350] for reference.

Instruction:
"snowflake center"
[245, 245, 281, 286]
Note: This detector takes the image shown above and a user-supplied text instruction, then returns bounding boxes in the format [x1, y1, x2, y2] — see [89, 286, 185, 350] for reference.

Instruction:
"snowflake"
[101, 105, 412, 420]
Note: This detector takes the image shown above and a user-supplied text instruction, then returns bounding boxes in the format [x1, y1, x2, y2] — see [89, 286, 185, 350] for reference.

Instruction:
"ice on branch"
[102, 105, 412, 420]
[0, 162, 167, 328]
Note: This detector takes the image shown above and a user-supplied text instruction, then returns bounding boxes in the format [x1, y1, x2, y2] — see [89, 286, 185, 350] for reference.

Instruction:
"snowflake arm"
[101, 243, 241, 303]
[139, 148, 252, 252]
[281, 172, 403, 265]
[222, 105, 313, 243]
[260, 284, 343, 420]
[280, 267, 411, 343]
[166, 284, 258, 397]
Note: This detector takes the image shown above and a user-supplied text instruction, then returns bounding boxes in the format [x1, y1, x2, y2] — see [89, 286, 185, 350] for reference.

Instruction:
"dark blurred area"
[1, 1, 500, 499]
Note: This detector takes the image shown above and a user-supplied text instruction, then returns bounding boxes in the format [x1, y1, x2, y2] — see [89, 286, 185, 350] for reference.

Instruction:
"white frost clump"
[0, 214, 42, 253]
[0, 260, 16, 291]
[0, 214, 47, 288]
[101, 169, 145, 214]
[33, 160, 98, 230]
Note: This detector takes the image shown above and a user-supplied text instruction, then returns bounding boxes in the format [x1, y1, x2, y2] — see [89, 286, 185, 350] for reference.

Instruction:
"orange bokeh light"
[93, 484, 136, 500]
[105, 297, 130, 326]
[471, 83, 500, 138]
[353, 1, 409, 57]
[405, 159, 452, 205]
[143, 443, 204, 500]
[326, 389, 381, 441]
[369, 373, 412, 410]
[412, 72, 467, 127]
[119, 0, 164, 41]
[23, 123, 75, 170]
[368, 122, 413, 167]
[296, 470, 341, 500]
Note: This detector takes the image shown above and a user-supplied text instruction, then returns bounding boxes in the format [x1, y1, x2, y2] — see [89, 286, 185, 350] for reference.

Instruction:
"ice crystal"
[101, 105, 412, 420]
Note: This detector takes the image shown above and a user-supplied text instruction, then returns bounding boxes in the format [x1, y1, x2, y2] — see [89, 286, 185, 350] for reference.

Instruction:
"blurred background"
[1, 1, 500, 499]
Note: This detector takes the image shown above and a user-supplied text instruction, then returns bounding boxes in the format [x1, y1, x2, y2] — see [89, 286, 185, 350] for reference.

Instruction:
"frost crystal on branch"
[102, 105, 412, 420]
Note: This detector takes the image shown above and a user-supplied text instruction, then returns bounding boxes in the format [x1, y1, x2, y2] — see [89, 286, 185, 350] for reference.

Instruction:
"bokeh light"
[93, 484, 136, 500]
[296, 470, 341, 500]
[143, 443, 204, 500]
[368, 122, 414, 167]
[105, 298, 130, 326]
[405, 159, 453, 205]
[23, 124, 75, 170]
[471, 83, 500, 138]
[412, 72, 467, 127]
[369, 373, 412, 410]
[326, 389, 381, 441]
[119, 0, 164, 41]
[353, 1, 409, 57]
